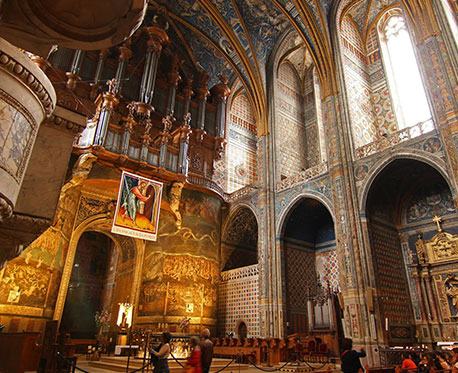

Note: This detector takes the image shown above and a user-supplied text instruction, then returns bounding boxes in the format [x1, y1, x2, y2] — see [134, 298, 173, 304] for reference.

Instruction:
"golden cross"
[433, 215, 443, 232]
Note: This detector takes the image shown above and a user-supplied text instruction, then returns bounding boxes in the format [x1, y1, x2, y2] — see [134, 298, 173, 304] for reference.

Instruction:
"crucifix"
[433, 215, 443, 232]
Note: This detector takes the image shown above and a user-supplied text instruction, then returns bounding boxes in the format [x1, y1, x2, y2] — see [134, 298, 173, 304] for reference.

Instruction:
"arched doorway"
[365, 158, 457, 346]
[238, 321, 247, 339]
[59, 231, 134, 340]
[218, 207, 259, 337]
[222, 207, 258, 271]
[280, 198, 339, 337]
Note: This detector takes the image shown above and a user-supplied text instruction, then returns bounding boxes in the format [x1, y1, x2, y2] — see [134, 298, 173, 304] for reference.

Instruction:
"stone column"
[0, 38, 56, 221]
[405, 2, 458, 197]
[93, 79, 120, 146]
[139, 26, 169, 106]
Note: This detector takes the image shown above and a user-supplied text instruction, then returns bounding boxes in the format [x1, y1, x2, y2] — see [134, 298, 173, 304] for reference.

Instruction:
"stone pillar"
[0, 38, 56, 221]
[405, 2, 458, 196]
[66, 49, 85, 89]
[113, 43, 132, 95]
[139, 26, 169, 106]
[93, 79, 120, 146]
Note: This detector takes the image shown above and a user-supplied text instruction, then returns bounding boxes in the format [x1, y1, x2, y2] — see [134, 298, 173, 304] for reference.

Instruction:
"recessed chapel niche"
[280, 198, 338, 336]
[365, 158, 457, 346]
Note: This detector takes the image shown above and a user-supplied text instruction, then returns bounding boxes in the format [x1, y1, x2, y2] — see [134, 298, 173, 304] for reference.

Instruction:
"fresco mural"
[138, 188, 222, 328]
[0, 227, 65, 311]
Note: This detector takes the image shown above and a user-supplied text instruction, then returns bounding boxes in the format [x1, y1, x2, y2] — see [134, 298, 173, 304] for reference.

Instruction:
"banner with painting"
[112, 171, 163, 241]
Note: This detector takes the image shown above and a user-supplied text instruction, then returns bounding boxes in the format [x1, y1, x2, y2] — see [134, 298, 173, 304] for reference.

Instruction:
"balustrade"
[277, 162, 329, 192]
[355, 119, 435, 160]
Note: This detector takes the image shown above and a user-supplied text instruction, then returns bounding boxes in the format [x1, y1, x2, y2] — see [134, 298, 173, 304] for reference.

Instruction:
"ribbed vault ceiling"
[147, 0, 398, 134]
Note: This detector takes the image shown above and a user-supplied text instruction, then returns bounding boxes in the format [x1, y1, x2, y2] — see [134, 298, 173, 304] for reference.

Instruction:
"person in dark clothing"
[200, 328, 213, 373]
[341, 338, 366, 373]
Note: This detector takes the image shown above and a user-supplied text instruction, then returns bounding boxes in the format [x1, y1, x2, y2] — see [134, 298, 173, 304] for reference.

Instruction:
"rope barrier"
[57, 349, 331, 373]
[56, 351, 154, 373]
[57, 353, 90, 373]
[299, 353, 330, 370]
[244, 354, 294, 372]
[213, 356, 237, 373]
[170, 351, 236, 373]
[170, 351, 186, 367]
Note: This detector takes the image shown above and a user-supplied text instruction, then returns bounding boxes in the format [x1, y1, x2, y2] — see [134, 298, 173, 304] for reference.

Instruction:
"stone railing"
[355, 119, 434, 160]
[276, 162, 328, 192]
[220, 264, 258, 282]
[224, 184, 258, 203]
[187, 173, 225, 198]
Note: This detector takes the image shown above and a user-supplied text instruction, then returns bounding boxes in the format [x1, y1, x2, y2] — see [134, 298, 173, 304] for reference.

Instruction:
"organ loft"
[0, 0, 458, 371]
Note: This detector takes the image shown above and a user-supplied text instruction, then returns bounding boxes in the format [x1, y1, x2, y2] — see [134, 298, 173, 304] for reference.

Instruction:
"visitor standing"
[201, 328, 214, 373]
[401, 352, 417, 372]
[151, 331, 171, 373]
[340, 338, 366, 373]
[186, 336, 202, 373]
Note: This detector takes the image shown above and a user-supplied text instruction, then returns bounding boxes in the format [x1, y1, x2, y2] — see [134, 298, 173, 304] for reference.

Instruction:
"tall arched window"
[378, 10, 433, 131]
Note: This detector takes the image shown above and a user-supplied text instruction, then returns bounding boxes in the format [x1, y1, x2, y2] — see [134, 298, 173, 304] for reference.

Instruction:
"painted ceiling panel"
[348, 0, 368, 36]
[158, 0, 226, 49]
[367, 0, 397, 30]
[234, 0, 289, 63]
[172, 21, 240, 87]
[210, 0, 253, 60]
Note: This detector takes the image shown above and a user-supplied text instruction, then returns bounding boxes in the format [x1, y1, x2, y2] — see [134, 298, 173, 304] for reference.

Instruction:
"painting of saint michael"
[112, 171, 163, 241]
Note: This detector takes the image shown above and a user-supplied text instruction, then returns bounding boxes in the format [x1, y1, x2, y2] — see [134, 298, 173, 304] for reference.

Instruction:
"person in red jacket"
[401, 352, 418, 372]
[187, 336, 202, 373]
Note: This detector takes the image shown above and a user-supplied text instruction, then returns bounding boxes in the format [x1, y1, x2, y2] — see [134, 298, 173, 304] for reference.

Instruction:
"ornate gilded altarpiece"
[415, 218, 458, 341]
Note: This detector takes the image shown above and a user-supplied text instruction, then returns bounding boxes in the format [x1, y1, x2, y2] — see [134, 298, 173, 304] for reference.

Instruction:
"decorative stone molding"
[0, 49, 55, 117]
[0, 37, 56, 211]
[0, 0, 147, 56]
